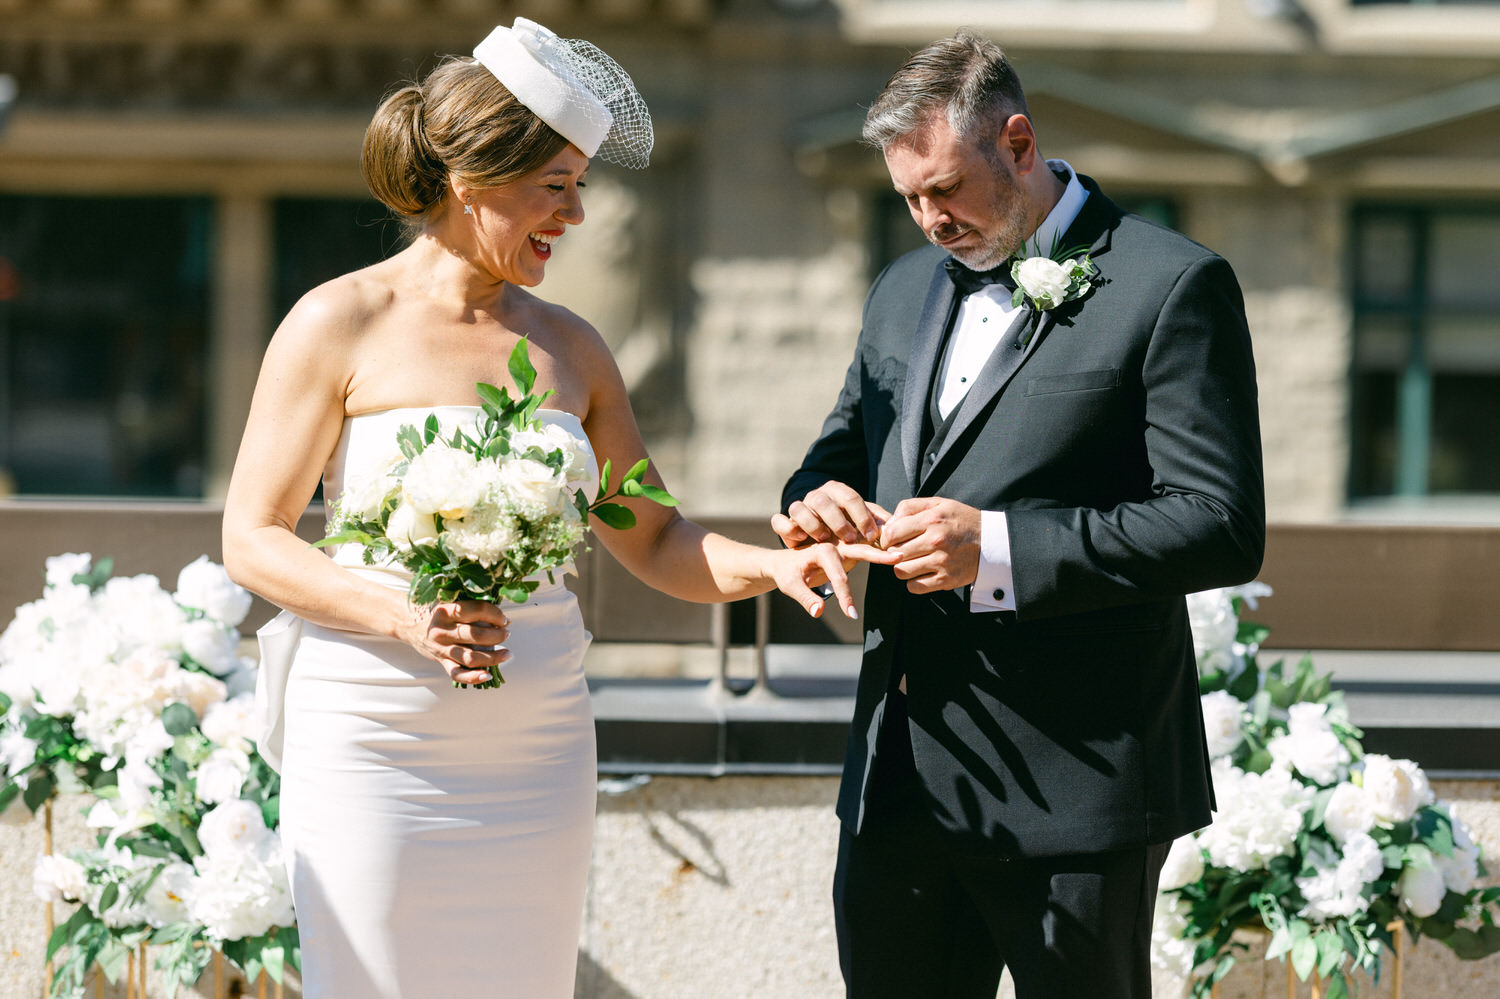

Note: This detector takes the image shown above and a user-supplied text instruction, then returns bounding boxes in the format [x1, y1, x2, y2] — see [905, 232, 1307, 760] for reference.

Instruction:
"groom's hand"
[773, 481, 888, 549]
[879, 497, 982, 593]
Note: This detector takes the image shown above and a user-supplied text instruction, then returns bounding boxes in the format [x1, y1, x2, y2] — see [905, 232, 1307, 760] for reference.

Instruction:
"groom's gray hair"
[862, 29, 1029, 150]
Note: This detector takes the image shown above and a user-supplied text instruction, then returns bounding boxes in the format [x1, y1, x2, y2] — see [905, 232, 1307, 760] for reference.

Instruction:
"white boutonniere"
[1009, 236, 1098, 312]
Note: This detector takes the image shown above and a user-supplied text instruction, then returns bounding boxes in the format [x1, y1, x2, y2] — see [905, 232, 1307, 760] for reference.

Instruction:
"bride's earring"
[463, 199, 474, 216]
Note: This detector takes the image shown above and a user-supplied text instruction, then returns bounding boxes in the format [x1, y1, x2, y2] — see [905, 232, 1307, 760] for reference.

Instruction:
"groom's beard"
[927, 171, 1034, 272]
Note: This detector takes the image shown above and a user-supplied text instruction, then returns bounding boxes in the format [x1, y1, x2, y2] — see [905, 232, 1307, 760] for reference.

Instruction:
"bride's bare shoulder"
[507, 287, 613, 369]
[275, 265, 396, 349]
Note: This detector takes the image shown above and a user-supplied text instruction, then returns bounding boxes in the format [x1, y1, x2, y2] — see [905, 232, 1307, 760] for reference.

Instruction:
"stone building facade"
[2, 0, 1499, 524]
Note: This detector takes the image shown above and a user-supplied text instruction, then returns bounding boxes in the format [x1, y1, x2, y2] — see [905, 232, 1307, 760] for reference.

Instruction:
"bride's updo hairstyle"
[362, 57, 568, 222]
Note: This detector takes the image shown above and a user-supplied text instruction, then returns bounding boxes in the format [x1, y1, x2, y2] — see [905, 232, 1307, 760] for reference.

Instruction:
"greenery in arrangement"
[316, 337, 676, 687]
[1154, 584, 1500, 998]
[0, 554, 296, 997]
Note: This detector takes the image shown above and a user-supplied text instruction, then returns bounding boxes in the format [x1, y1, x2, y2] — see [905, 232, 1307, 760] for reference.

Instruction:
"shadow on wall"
[576, 950, 639, 999]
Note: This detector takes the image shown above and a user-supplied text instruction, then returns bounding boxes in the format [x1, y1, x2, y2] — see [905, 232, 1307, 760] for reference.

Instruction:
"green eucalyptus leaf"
[396, 423, 424, 459]
[23, 771, 55, 811]
[1446, 924, 1500, 959]
[623, 457, 650, 482]
[423, 413, 440, 444]
[475, 382, 507, 412]
[161, 702, 199, 737]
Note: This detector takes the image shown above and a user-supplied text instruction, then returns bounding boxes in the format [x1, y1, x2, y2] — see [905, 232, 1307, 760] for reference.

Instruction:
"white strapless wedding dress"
[277, 406, 597, 999]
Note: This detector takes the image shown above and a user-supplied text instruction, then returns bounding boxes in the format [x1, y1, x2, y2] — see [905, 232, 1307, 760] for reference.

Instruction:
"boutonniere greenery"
[1009, 234, 1098, 312]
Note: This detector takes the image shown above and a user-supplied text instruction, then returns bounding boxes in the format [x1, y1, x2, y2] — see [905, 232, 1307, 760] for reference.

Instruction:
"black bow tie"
[945, 257, 1017, 298]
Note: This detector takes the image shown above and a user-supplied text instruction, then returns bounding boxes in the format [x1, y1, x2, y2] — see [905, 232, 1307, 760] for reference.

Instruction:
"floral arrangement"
[1009, 233, 1098, 313]
[318, 338, 675, 688]
[1153, 583, 1500, 998]
[0, 553, 296, 996]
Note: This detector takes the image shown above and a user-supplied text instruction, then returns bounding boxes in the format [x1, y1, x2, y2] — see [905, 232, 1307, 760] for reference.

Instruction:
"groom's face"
[885, 113, 1033, 271]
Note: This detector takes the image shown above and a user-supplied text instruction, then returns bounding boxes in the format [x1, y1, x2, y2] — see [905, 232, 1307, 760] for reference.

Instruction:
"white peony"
[1322, 781, 1377, 845]
[1398, 852, 1447, 918]
[175, 556, 253, 628]
[497, 457, 571, 519]
[197, 800, 269, 856]
[1268, 702, 1350, 785]
[194, 747, 252, 805]
[1014, 256, 1070, 308]
[187, 829, 296, 942]
[403, 444, 487, 518]
[140, 860, 196, 928]
[181, 618, 241, 676]
[337, 451, 402, 522]
[1297, 831, 1385, 922]
[200, 694, 257, 753]
[33, 854, 88, 903]
[97, 574, 190, 657]
[1199, 690, 1245, 759]
[1361, 755, 1433, 825]
[385, 502, 439, 551]
[1198, 759, 1312, 871]
[1159, 834, 1206, 891]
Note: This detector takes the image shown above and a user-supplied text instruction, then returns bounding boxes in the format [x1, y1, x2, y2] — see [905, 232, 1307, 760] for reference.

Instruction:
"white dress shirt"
[934, 159, 1089, 613]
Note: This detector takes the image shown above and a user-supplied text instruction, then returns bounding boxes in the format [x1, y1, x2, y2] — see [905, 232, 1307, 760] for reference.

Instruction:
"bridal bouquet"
[317, 338, 676, 688]
[1153, 584, 1500, 998]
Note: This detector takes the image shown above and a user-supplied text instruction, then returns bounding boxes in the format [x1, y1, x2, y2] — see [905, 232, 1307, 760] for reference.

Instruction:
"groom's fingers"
[770, 512, 810, 548]
[836, 540, 903, 565]
[792, 482, 882, 545]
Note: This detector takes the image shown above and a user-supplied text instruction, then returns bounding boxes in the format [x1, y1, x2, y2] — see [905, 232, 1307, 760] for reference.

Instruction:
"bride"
[221, 19, 880, 998]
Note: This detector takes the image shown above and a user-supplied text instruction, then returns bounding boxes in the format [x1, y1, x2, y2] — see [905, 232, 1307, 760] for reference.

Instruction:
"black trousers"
[832, 689, 1169, 999]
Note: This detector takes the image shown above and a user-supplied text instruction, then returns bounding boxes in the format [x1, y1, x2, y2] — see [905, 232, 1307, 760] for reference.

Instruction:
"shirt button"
[993, 588, 1006, 601]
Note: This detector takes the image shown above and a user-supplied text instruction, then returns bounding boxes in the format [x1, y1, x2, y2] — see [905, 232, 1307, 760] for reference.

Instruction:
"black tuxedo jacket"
[783, 177, 1265, 857]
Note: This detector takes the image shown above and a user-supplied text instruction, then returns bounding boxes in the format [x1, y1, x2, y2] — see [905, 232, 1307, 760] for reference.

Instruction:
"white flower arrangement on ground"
[1153, 583, 1500, 998]
[0, 554, 297, 996]
[317, 338, 676, 689]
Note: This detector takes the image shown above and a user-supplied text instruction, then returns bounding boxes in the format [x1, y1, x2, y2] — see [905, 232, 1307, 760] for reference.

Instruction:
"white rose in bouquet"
[175, 556, 253, 628]
[1198, 759, 1311, 871]
[1361, 754, 1433, 825]
[0, 723, 38, 779]
[1159, 834, 1205, 891]
[510, 424, 592, 482]
[1398, 852, 1448, 918]
[385, 502, 439, 551]
[1199, 690, 1245, 759]
[403, 444, 487, 518]
[498, 457, 571, 519]
[1322, 780, 1377, 845]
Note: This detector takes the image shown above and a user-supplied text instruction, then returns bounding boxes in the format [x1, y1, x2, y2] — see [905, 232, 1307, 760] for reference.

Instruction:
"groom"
[775, 31, 1265, 999]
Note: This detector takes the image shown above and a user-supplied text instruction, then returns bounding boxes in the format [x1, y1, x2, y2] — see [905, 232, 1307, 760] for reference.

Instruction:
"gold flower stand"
[1209, 923, 1406, 999]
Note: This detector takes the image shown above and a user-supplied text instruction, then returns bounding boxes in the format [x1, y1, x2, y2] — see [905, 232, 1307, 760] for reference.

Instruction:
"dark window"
[273, 197, 402, 323]
[1350, 206, 1500, 499]
[0, 194, 212, 497]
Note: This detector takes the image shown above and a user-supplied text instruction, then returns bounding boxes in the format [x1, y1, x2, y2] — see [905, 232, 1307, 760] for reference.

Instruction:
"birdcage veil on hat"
[472, 18, 653, 169]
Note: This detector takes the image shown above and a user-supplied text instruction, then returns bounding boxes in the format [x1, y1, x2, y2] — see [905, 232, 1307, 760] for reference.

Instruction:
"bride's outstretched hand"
[769, 540, 903, 620]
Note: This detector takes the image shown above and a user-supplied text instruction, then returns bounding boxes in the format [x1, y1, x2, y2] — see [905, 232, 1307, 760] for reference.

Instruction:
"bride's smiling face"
[462, 143, 590, 287]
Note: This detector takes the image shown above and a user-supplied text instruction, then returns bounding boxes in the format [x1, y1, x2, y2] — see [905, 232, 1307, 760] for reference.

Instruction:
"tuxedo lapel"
[916, 178, 1121, 491]
[900, 259, 961, 490]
